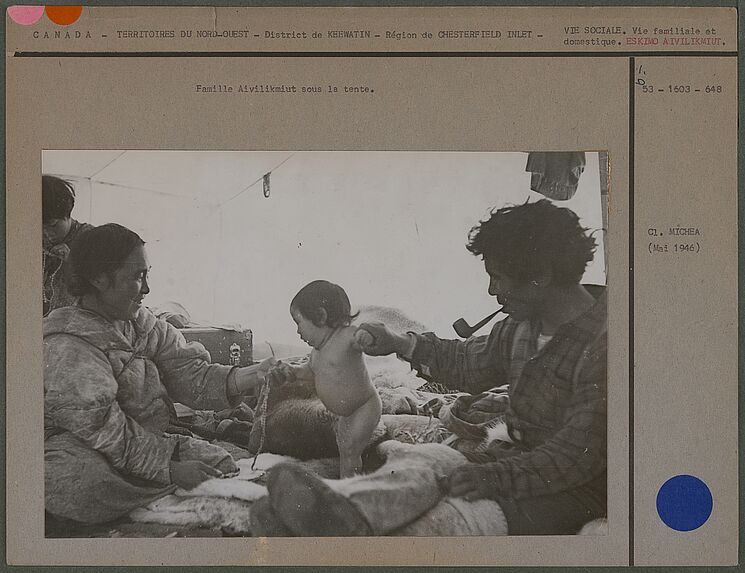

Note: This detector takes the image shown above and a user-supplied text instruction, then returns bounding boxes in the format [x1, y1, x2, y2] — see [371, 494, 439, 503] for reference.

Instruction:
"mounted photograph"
[41, 149, 608, 538]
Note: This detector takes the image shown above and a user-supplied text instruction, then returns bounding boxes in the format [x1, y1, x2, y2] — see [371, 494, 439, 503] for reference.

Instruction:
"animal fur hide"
[577, 518, 608, 535]
[129, 495, 255, 534]
[129, 453, 296, 532]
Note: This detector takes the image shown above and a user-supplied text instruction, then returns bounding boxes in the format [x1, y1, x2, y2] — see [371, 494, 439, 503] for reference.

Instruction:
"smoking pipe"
[452, 308, 503, 338]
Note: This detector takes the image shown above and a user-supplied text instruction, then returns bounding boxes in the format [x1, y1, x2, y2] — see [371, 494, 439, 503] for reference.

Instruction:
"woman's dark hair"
[42, 175, 76, 223]
[466, 199, 598, 286]
[65, 223, 145, 297]
[291, 280, 358, 328]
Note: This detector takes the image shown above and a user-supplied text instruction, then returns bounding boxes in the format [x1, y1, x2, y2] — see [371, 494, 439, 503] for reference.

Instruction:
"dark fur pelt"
[248, 378, 387, 461]
[266, 378, 318, 410]
[263, 398, 340, 460]
[248, 379, 339, 460]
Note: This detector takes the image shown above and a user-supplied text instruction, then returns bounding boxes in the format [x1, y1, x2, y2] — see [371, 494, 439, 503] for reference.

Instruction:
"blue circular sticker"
[656, 474, 713, 531]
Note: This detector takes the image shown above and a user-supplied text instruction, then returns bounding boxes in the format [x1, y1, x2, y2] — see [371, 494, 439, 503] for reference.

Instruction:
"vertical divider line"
[628, 56, 636, 567]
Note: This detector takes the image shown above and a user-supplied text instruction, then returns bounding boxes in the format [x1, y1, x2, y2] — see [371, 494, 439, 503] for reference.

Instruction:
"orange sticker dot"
[45, 6, 83, 26]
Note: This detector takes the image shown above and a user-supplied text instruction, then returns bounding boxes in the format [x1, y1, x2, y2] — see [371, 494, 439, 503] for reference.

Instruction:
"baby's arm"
[267, 358, 314, 385]
[290, 360, 314, 381]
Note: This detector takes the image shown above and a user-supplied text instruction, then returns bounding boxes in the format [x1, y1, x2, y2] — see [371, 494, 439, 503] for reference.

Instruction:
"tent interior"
[43, 150, 607, 358]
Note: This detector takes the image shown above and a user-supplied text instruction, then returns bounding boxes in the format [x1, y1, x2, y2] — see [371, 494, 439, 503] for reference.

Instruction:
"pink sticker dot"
[8, 6, 45, 25]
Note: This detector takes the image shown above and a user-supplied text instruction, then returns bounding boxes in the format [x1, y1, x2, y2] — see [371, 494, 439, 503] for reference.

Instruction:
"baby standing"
[279, 280, 381, 477]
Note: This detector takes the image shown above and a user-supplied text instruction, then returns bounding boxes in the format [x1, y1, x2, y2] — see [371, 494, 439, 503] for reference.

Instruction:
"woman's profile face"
[93, 244, 151, 321]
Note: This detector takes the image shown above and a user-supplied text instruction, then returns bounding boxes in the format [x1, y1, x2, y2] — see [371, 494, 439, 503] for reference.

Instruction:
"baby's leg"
[336, 394, 382, 477]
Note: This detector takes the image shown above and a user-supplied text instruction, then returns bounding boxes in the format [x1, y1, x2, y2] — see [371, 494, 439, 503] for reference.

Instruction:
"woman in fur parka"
[44, 223, 270, 524]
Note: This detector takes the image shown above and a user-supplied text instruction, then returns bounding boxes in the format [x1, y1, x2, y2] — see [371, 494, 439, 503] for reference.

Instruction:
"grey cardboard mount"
[5, 4, 739, 568]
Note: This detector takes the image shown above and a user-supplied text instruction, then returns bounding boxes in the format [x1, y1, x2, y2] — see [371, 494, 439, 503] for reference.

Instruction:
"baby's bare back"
[311, 327, 376, 417]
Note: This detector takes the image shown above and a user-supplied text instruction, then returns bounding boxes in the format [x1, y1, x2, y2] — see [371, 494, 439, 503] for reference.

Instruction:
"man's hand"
[169, 460, 223, 490]
[442, 463, 497, 501]
[355, 322, 410, 356]
[353, 328, 375, 350]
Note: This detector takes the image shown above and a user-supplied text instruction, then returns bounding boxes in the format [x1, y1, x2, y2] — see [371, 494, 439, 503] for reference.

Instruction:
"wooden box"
[179, 327, 253, 366]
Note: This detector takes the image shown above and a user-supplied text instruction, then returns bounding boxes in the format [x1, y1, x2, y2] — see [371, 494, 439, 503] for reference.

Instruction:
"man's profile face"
[484, 257, 544, 322]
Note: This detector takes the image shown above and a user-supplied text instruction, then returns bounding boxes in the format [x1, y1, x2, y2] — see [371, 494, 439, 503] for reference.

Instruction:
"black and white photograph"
[42, 150, 608, 538]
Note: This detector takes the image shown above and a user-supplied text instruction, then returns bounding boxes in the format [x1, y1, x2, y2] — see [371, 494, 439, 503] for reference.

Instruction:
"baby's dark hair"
[467, 199, 598, 286]
[291, 280, 358, 328]
[42, 175, 76, 223]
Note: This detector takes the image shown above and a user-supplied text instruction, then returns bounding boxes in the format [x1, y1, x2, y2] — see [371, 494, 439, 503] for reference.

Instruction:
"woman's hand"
[231, 357, 278, 395]
[255, 356, 278, 372]
[266, 361, 297, 385]
[442, 463, 496, 501]
[169, 460, 223, 490]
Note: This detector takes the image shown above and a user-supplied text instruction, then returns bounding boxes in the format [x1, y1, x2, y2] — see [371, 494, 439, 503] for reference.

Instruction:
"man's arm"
[406, 323, 511, 394]
[356, 320, 511, 394]
[448, 344, 607, 500]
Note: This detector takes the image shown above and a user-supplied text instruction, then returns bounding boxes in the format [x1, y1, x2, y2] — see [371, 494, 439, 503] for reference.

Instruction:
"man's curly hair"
[466, 199, 598, 286]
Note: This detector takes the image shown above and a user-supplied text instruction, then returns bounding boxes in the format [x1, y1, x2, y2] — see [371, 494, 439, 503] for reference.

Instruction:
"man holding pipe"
[260, 199, 607, 536]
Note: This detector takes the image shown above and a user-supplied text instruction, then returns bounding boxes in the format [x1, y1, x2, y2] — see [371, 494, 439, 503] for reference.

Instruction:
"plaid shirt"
[409, 291, 606, 501]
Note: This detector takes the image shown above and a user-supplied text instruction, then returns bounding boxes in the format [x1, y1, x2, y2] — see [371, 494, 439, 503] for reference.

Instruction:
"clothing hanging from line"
[525, 151, 586, 201]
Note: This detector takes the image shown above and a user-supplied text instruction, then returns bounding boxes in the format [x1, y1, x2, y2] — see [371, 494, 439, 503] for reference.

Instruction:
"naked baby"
[272, 280, 382, 477]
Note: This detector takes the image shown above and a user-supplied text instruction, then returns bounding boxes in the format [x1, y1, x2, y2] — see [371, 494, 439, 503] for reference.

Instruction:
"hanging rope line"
[88, 150, 128, 180]
[218, 153, 295, 207]
[250, 376, 270, 471]
[250, 344, 276, 470]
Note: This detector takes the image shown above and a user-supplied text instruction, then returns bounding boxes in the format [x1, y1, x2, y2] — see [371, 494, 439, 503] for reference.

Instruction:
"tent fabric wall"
[213, 152, 606, 344]
[65, 179, 222, 320]
[46, 151, 606, 348]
